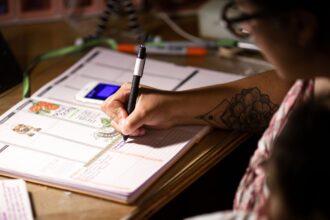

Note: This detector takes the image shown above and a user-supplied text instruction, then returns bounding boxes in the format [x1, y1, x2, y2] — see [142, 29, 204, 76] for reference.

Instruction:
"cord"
[22, 38, 116, 99]
[156, 12, 205, 43]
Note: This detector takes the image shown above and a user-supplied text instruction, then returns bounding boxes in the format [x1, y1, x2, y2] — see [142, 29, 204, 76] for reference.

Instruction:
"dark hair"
[246, 0, 330, 48]
[272, 96, 330, 219]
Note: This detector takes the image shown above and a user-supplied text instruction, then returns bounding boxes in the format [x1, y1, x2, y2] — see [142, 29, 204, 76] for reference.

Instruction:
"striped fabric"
[233, 79, 314, 213]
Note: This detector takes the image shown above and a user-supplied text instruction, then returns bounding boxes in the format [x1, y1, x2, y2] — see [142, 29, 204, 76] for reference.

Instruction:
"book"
[0, 47, 242, 204]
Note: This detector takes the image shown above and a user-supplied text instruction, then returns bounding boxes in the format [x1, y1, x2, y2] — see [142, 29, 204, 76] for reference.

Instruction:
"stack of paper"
[0, 179, 34, 220]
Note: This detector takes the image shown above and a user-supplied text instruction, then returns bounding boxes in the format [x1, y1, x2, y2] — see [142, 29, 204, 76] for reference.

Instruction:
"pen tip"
[123, 135, 128, 142]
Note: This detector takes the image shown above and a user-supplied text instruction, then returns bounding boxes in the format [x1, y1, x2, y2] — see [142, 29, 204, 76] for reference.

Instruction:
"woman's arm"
[101, 70, 292, 135]
[176, 70, 292, 132]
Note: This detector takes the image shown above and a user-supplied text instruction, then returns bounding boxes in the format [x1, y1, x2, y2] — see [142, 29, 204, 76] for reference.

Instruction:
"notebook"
[0, 47, 242, 204]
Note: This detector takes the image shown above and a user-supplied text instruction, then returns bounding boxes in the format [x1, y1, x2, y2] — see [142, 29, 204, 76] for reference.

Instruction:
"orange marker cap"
[117, 44, 136, 53]
[186, 47, 207, 56]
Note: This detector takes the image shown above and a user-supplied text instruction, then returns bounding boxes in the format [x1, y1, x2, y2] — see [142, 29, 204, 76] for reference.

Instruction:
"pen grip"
[127, 76, 140, 114]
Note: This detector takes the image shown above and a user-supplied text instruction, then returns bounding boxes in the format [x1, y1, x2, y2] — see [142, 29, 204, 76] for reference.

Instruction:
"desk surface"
[0, 16, 269, 219]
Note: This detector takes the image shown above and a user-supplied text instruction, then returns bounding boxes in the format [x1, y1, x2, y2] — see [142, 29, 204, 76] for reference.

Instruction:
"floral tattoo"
[197, 87, 279, 133]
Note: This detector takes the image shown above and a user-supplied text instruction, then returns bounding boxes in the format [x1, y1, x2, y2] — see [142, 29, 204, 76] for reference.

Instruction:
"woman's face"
[236, 0, 316, 81]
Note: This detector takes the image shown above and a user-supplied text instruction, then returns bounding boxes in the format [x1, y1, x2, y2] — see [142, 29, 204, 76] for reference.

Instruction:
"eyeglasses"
[221, 1, 269, 39]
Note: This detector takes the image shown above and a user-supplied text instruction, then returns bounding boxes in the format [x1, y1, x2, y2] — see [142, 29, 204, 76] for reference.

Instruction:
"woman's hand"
[101, 83, 180, 137]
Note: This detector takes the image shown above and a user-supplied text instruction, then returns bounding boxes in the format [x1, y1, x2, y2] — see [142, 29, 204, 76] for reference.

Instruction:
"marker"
[123, 45, 146, 142]
[236, 42, 259, 51]
[156, 39, 259, 51]
[117, 43, 207, 56]
[146, 41, 217, 48]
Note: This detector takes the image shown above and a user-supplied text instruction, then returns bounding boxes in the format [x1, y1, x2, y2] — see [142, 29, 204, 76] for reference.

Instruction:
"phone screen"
[85, 83, 120, 100]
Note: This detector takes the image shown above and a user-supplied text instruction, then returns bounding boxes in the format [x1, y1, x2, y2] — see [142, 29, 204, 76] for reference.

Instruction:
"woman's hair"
[272, 96, 330, 219]
[246, 0, 330, 48]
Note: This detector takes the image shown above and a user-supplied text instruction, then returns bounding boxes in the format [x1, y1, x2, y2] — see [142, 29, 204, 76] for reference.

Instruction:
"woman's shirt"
[234, 79, 314, 212]
[187, 79, 315, 220]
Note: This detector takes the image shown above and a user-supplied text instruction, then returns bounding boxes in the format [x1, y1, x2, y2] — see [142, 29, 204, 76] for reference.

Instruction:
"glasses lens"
[231, 22, 250, 38]
[223, 2, 250, 38]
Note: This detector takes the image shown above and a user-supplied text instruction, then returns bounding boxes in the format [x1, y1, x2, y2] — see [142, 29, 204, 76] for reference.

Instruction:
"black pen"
[123, 45, 147, 141]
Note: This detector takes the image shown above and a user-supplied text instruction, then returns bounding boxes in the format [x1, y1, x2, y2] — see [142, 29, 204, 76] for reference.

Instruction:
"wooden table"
[0, 15, 270, 219]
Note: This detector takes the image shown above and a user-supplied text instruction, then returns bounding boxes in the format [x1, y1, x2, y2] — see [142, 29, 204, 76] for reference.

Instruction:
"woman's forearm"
[173, 70, 292, 133]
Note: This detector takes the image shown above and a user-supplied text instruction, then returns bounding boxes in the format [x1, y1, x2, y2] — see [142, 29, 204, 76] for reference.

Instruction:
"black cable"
[120, 0, 145, 42]
[83, 0, 118, 42]
[82, 0, 150, 44]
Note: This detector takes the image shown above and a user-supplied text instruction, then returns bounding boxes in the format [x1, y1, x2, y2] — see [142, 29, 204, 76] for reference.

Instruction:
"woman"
[102, 0, 330, 218]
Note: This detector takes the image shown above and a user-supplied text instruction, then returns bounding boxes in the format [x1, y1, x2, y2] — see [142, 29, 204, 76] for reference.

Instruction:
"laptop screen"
[0, 31, 22, 94]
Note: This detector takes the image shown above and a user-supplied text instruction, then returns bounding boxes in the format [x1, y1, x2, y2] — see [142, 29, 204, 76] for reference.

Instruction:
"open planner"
[0, 47, 242, 204]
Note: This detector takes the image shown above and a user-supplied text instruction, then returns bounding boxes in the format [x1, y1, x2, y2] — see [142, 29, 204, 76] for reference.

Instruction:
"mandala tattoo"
[197, 87, 279, 133]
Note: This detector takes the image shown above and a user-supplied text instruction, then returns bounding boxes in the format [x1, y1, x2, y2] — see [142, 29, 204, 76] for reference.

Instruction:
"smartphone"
[75, 82, 120, 104]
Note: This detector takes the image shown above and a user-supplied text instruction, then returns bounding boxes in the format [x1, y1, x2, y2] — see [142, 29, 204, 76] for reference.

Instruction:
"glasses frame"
[221, 1, 269, 38]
